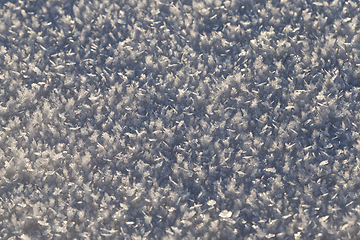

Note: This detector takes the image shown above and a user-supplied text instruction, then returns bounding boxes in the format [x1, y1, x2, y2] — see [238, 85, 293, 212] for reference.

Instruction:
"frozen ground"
[1, 0, 360, 239]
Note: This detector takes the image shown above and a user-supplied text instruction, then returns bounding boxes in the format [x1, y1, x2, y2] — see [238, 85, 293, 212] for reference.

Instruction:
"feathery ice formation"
[1, 0, 360, 239]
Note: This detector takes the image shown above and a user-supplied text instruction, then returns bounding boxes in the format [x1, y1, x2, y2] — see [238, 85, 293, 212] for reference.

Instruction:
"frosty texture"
[0, 0, 360, 239]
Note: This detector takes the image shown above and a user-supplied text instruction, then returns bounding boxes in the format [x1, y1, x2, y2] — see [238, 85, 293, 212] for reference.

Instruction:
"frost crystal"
[219, 210, 232, 218]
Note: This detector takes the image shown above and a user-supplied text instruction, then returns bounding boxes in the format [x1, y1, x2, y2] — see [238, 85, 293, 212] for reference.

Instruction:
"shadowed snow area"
[1, 0, 360, 239]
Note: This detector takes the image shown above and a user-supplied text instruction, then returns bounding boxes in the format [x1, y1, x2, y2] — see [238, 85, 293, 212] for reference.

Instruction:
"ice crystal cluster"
[1, 0, 360, 239]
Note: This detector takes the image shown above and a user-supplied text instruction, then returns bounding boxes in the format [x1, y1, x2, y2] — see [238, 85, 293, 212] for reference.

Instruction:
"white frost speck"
[219, 210, 232, 218]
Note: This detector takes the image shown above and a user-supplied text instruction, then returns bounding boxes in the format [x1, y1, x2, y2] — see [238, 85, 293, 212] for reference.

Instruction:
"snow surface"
[1, 0, 360, 239]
